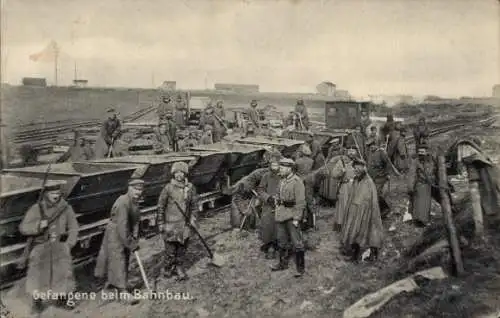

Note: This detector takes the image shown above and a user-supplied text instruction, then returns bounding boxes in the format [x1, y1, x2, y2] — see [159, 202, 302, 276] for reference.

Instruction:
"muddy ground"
[2, 122, 500, 318]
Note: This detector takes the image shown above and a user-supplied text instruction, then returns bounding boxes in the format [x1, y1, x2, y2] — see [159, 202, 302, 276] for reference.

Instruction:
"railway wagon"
[226, 136, 304, 158]
[324, 101, 372, 130]
[283, 130, 348, 158]
[190, 142, 267, 184]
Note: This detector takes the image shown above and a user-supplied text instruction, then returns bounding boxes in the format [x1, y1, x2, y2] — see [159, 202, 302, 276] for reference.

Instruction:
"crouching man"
[94, 178, 144, 304]
[157, 162, 197, 281]
[271, 158, 307, 278]
[19, 181, 79, 314]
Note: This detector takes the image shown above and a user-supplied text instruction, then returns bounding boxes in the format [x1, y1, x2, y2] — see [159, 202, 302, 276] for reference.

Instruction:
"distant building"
[22, 77, 47, 87]
[493, 84, 500, 98]
[160, 81, 177, 91]
[316, 81, 336, 96]
[72, 79, 88, 88]
[214, 83, 259, 94]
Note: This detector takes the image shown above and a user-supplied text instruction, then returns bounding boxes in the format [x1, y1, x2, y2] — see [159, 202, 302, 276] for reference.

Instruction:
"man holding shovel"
[157, 162, 198, 281]
[95, 107, 121, 158]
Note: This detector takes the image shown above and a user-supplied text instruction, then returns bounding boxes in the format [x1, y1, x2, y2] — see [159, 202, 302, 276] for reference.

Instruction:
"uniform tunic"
[331, 156, 356, 226]
[394, 136, 409, 173]
[58, 144, 95, 162]
[94, 194, 140, 289]
[295, 156, 314, 178]
[293, 105, 309, 130]
[152, 130, 172, 154]
[95, 118, 121, 158]
[308, 140, 326, 170]
[246, 107, 261, 128]
[20, 199, 79, 295]
[199, 112, 225, 142]
[257, 169, 281, 244]
[407, 157, 438, 223]
[366, 149, 391, 195]
[157, 180, 197, 244]
[276, 174, 306, 251]
[413, 124, 430, 148]
[173, 101, 187, 127]
[157, 101, 174, 121]
[341, 173, 384, 249]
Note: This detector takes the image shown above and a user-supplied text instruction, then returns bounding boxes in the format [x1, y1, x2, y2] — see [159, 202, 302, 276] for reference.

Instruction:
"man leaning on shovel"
[95, 107, 121, 158]
[157, 162, 198, 281]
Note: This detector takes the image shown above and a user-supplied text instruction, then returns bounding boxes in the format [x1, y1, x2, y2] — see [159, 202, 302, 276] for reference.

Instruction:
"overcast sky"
[1, 0, 499, 97]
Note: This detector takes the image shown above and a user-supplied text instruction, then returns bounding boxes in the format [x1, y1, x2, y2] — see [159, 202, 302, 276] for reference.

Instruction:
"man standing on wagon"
[95, 108, 122, 158]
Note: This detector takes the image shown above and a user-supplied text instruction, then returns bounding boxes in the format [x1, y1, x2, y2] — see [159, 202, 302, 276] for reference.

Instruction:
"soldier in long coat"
[246, 100, 261, 130]
[152, 120, 173, 154]
[199, 104, 226, 142]
[413, 116, 430, 149]
[58, 132, 95, 162]
[157, 162, 197, 280]
[173, 94, 188, 127]
[19, 182, 79, 313]
[366, 139, 398, 218]
[341, 158, 384, 262]
[157, 95, 173, 122]
[295, 145, 314, 177]
[257, 151, 282, 258]
[407, 144, 439, 227]
[293, 99, 309, 131]
[94, 178, 143, 303]
[305, 132, 326, 170]
[214, 100, 225, 119]
[95, 108, 122, 158]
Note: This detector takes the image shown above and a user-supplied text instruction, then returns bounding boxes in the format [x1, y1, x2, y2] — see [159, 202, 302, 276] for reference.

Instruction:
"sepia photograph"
[0, 0, 499, 317]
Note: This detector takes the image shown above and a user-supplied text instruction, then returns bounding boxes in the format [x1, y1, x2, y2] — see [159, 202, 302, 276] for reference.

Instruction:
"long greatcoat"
[199, 112, 225, 142]
[341, 172, 384, 249]
[157, 179, 197, 244]
[407, 156, 438, 223]
[19, 199, 79, 295]
[94, 193, 140, 289]
[329, 156, 355, 226]
[95, 118, 121, 158]
[152, 129, 173, 154]
[173, 101, 187, 127]
[257, 169, 281, 244]
[394, 136, 409, 173]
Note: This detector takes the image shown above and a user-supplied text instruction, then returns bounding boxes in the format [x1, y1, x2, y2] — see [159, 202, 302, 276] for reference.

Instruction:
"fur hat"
[299, 144, 312, 156]
[268, 150, 282, 163]
[171, 161, 189, 174]
[279, 158, 295, 168]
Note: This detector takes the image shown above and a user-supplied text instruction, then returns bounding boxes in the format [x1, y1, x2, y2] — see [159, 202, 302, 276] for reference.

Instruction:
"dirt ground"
[2, 123, 500, 318]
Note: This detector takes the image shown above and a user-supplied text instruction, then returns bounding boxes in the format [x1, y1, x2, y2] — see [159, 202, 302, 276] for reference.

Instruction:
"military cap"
[106, 107, 116, 113]
[268, 150, 282, 163]
[299, 144, 312, 156]
[279, 157, 295, 167]
[43, 180, 65, 192]
[250, 100, 258, 106]
[296, 98, 304, 105]
[171, 161, 189, 174]
[128, 178, 145, 188]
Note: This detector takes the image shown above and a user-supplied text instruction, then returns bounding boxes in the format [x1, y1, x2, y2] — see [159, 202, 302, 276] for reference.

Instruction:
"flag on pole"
[29, 41, 59, 62]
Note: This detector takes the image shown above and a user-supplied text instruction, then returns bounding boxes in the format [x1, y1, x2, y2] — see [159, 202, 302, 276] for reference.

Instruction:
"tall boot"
[294, 250, 305, 278]
[351, 244, 360, 263]
[271, 249, 289, 271]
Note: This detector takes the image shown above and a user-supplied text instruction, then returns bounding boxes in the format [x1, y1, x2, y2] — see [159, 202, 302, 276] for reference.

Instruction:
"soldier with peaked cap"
[94, 177, 143, 304]
[340, 157, 384, 263]
[305, 131, 326, 170]
[271, 158, 307, 278]
[199, 103, 226, 142]
[152, 120, 173, 154]
[157, 161, 198, 281]
[394, 126, 409, 173]
[295, 145, 314, 177]
[95, 107, 122, 158]
[257, 150, 282, 259]
[19, 181, 79, 314]
[173, 94, 188, 127]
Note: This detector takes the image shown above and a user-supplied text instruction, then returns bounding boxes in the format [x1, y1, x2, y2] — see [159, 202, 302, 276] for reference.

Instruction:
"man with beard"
[199, 103, 226, 142]
[94, 178, 143, 304]
[271, 158, 306, 278]
[152, 120, 173, 154]
[257, 151, 282, 259]
[407, 143, 439, 227]
[365, 139, 401, 218]
[305, 132, 326, 170]
[340, 158, 384, 263]
[157, 162, 197, 281]
[413, 116, 430, 149]
[19, 182, 79, 314]
[95, 108, 122, 158]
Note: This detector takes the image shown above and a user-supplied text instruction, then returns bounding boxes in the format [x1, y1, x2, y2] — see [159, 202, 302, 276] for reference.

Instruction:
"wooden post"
[437, 155, 465, 276]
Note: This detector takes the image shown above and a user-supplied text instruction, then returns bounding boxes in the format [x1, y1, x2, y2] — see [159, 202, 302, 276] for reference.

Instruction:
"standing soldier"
[157, 162, 197, 280]
[340, 158, 384, 262]
[305, 132, 326, 170]
[365, 139, 400, 218]
[95, 108, 121, 158]
[295, 145, 314, 177]
[19, 181, 79, 314]
[257, 151, 282, 259]
[214, 100, 225, 120]
[94, 178, 143, 303]
[413, 116, 430, 149]
[394, 126, 410, 173]
[152, 120, 173, 154]
[199, 103, 226, 142]
[164, 111, 178, 151]
[381, 114, 395, 142]
[293, 99, 309, 131]
[246, 100, 261, 132]
[157, 95, 173, 123]
[407, 143, 439, 227]
[58, 131, 95, 162]
[271, 158, 306, 278]
[366, 126, 379, 147]
[173, 94, 188, 128]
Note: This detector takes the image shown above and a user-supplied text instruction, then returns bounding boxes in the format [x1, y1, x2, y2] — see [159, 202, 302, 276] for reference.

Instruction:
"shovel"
[172, 200, 225, 267]
[134, 250, 152, 293]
